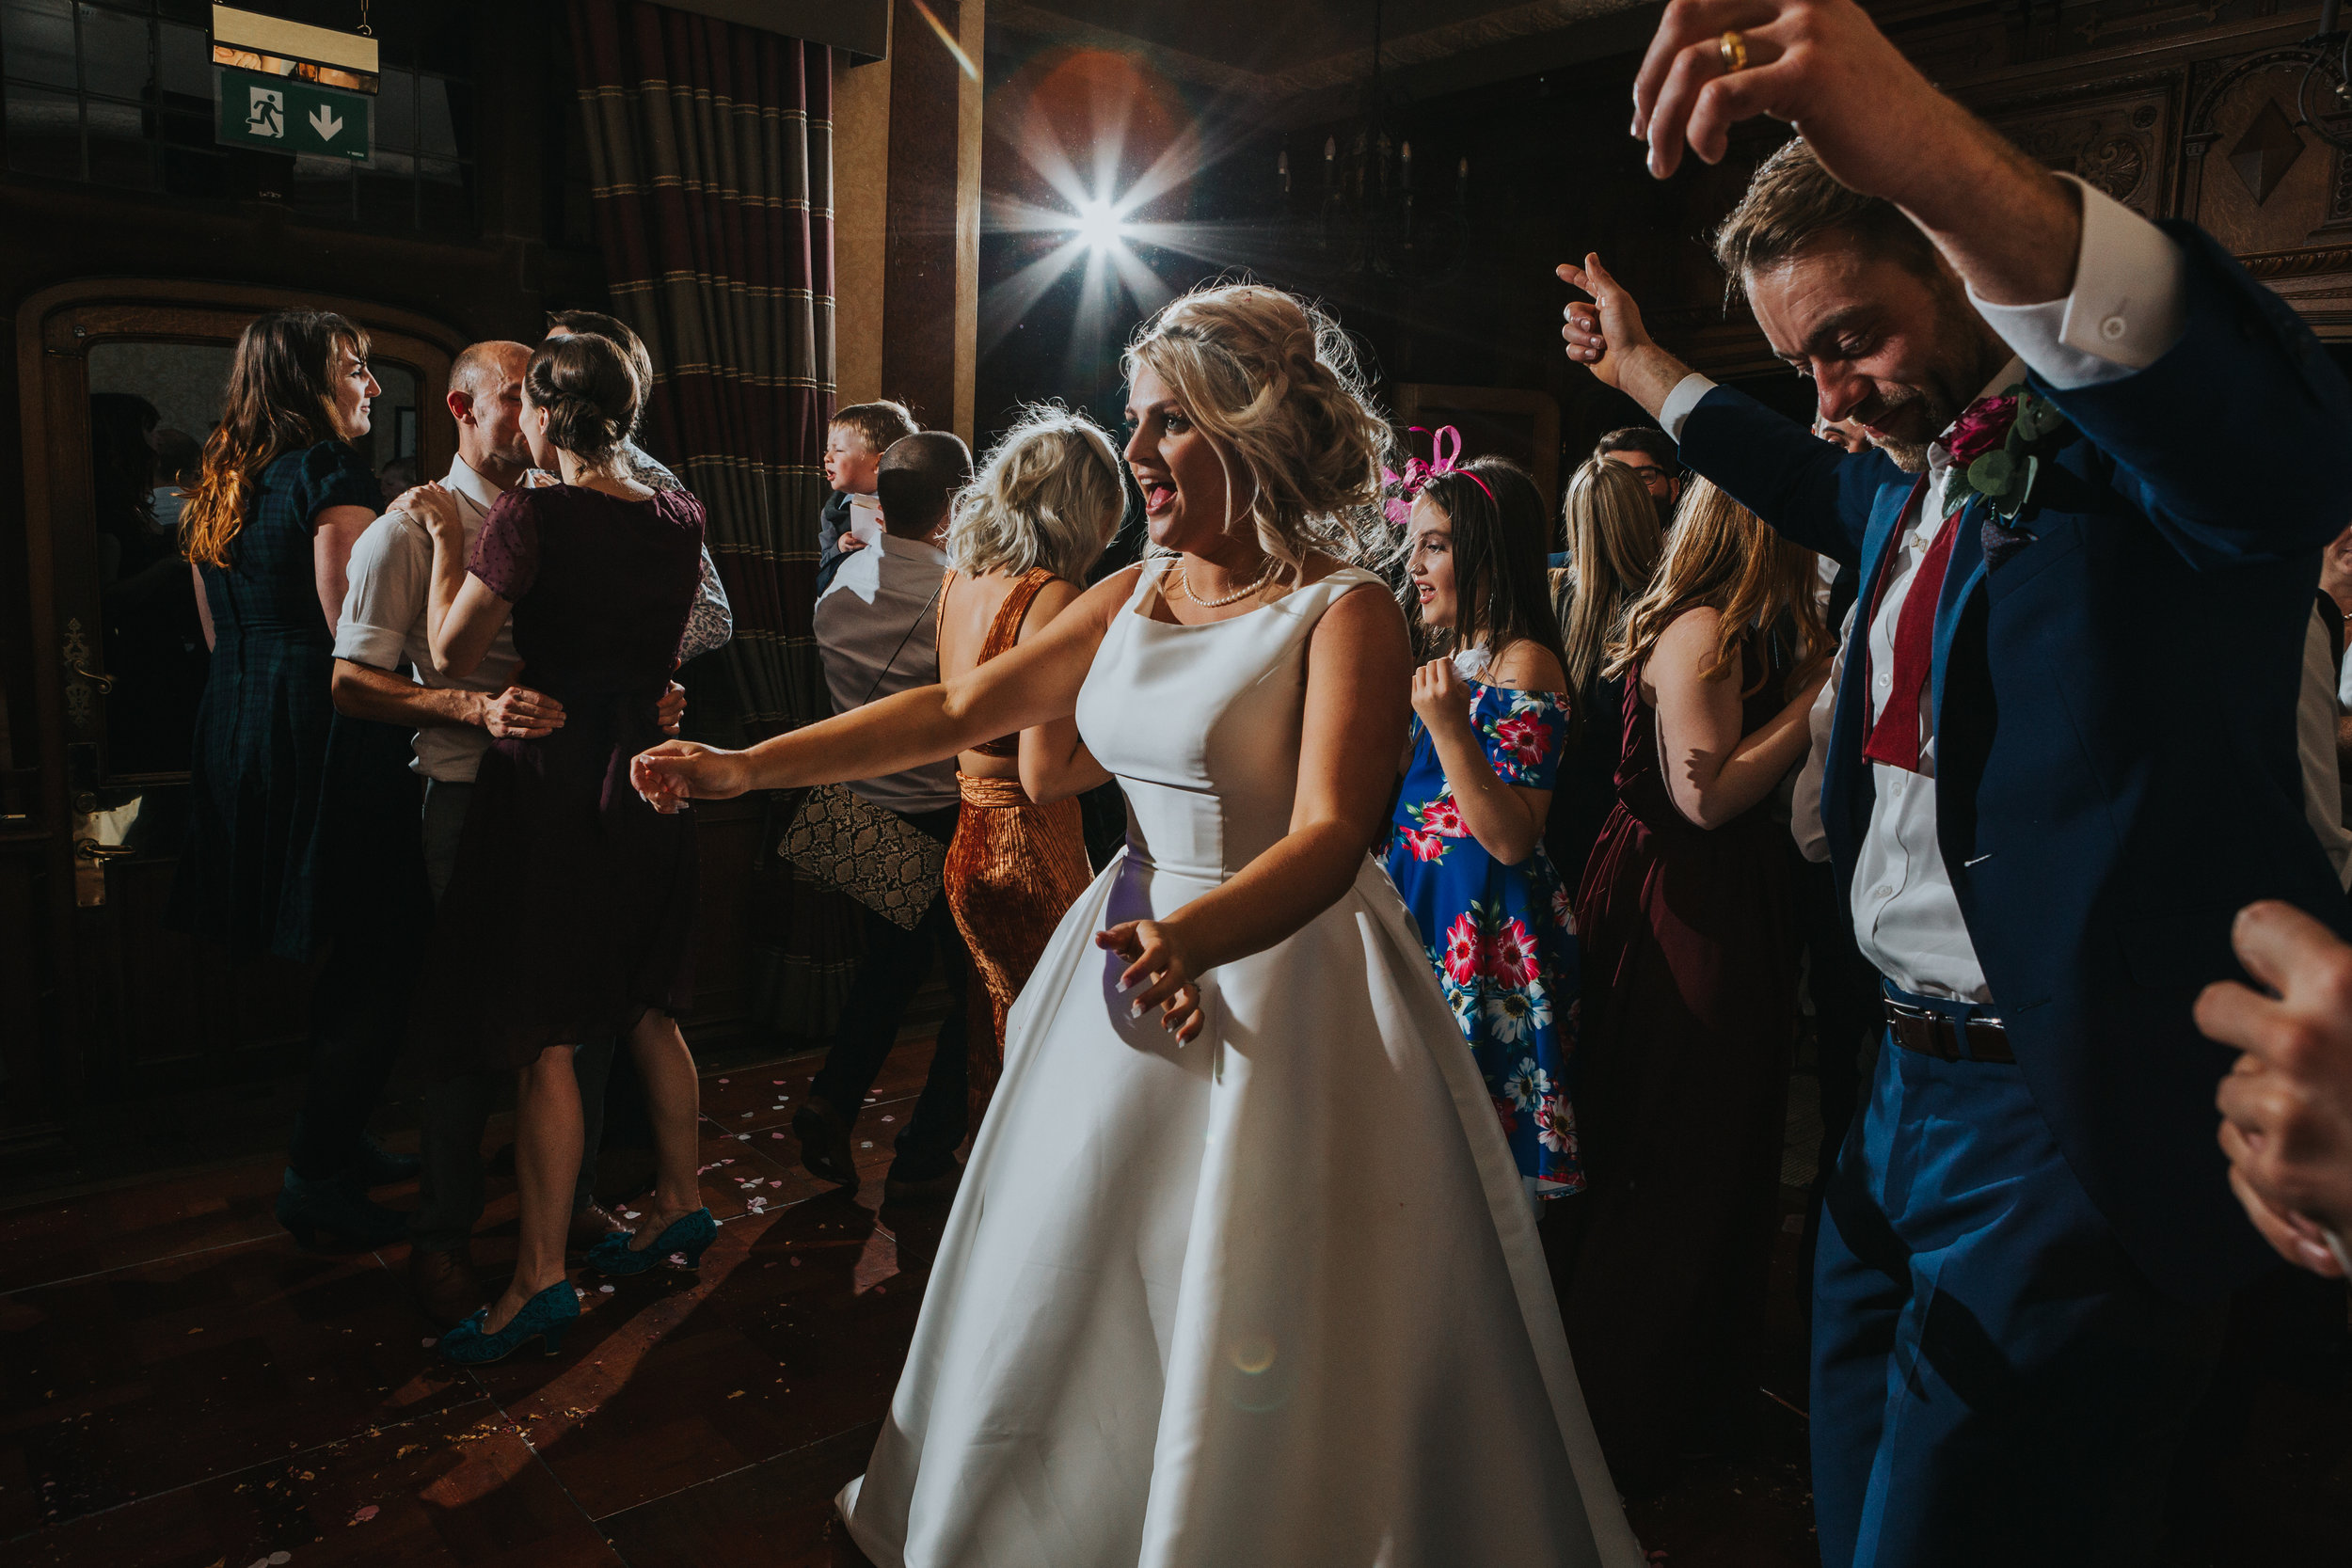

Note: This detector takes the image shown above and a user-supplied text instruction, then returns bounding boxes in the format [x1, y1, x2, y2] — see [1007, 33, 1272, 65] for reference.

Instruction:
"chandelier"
[1270, 1, 1474, 286]
[2293, 0, 2352, 152]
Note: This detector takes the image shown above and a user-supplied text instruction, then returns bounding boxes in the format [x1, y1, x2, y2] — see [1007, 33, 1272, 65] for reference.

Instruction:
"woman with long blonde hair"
[1545, 454, 1666, 891]
[1553, 476, 1828, 1490]
[171, 308, 423, 1254]
[932, 405, 1123, 1144]
[630, 283, 1640, 1567]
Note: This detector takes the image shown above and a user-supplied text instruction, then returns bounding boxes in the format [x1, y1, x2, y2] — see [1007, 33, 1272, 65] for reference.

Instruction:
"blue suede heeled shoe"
[437, 1278, 580, 1364]
[586, 1207, 719, 1275]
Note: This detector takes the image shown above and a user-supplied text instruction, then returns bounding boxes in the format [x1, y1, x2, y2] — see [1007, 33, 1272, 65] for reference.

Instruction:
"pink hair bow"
[1382, 425, 1489, 526]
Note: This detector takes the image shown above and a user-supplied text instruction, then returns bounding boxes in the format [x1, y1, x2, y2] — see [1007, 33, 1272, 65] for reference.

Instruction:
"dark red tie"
[1860, 508, 1962, 773]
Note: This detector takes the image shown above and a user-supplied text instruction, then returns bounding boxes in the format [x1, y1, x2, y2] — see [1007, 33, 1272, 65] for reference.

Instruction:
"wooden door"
[13, 280, 459, 1106]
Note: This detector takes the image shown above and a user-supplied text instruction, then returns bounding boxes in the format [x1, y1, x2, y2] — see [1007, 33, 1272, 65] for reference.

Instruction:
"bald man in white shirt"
[331, 339, 677, 1325]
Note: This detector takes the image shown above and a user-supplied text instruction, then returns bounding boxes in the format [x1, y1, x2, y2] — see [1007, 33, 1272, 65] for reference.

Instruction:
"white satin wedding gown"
[839, 559, 1641, 1568]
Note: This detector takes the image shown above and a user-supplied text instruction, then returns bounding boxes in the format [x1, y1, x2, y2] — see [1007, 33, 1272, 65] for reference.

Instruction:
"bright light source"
[1073, 198, 1129, 252]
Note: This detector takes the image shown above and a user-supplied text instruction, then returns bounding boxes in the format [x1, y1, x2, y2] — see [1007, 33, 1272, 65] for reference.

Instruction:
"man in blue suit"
[1558, 0, 2352, 1560]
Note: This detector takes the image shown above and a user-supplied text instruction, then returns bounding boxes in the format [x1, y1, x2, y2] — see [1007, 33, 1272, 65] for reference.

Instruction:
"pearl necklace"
[1173, 557, 1279, 608]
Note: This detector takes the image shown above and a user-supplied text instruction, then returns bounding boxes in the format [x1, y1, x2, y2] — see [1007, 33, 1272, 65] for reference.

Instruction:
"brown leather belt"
[1884, 997, 2014, 1064]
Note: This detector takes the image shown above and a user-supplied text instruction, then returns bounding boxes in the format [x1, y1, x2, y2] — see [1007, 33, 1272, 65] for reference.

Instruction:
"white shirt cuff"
[1658, 372, 1718, 444]
[333, 618, 408, 669]
[1968, 172, 2187, 391]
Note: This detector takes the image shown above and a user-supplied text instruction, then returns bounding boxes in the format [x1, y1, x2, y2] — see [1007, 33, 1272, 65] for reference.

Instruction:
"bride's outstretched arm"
[632, 565, 1141, 808]
[1103, 582, 1412, 1041]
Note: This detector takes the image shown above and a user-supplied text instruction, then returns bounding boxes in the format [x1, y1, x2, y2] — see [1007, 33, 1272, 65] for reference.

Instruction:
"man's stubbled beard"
[1853, 278, 2005, 478]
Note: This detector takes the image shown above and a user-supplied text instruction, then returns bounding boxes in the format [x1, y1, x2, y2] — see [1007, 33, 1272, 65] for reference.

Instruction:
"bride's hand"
[1097, 918, 1205, 1044]
[631, 739, 749, 812]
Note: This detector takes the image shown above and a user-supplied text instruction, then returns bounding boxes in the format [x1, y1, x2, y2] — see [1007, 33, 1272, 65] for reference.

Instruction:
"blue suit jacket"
[1680, 224, 2352, 1301]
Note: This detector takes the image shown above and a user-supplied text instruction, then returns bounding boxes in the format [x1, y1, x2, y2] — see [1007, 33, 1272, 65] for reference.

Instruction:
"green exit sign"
[214, 67, 372, 161]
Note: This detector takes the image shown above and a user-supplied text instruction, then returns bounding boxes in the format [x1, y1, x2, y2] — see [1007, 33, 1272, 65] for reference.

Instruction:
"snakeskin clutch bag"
[779, 783, 946, 930]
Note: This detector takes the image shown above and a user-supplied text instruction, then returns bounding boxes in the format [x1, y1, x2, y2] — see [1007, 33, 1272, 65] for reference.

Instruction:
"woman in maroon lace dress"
[404, 332, 711, 1362]
[1559, 481, 1829, 1489]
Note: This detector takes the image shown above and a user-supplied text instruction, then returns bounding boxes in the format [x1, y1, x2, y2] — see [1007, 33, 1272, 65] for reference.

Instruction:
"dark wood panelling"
[0, 0, 774, 1132]
[1228, 0, 2352, 481]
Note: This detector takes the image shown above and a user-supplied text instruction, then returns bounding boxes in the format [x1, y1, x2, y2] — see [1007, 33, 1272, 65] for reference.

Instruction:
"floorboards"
[3, 1039, 2346, 1565]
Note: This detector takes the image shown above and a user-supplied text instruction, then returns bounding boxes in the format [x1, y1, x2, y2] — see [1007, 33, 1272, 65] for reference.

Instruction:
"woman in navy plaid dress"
[172, 309, 425, 1252]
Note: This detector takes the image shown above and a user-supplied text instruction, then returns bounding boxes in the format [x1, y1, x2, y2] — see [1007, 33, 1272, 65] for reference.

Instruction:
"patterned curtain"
[568, 0, 859, 1040]
[567, 0, 833, 736]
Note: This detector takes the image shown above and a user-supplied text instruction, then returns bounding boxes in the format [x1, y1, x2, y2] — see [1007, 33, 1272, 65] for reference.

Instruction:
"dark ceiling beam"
[654, 0, 890, 60]
[991, 0, 1664, 125]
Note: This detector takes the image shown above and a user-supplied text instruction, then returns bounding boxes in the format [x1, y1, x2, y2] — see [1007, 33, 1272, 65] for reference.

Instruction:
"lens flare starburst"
[1073, 198, 1130, 252]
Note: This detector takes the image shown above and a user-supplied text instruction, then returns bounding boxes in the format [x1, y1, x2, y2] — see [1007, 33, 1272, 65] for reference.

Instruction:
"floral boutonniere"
[1943, 384, 2070, 524]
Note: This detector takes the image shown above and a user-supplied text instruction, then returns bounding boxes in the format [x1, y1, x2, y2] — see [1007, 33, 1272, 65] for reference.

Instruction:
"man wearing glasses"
[1594, 425, 1683, 522]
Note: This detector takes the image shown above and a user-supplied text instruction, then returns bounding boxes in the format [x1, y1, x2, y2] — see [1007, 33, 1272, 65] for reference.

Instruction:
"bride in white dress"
[633, 285, 1640, 1568]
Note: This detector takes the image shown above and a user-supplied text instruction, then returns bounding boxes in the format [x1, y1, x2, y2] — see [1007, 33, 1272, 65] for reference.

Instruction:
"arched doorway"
[8, 278, 460, 1120]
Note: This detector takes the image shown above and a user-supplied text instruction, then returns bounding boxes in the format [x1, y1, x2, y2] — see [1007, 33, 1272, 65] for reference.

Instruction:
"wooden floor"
[0, 1039, 945, 1568]
[3, 1035, 2349, 1567]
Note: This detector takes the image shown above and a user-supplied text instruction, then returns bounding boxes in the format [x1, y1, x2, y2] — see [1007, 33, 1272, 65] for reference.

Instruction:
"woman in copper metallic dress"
[935, 407, 1127, 1119]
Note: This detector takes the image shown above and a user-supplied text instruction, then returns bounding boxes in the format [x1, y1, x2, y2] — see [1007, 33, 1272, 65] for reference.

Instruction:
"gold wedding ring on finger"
[1718, 28, 1748, 74]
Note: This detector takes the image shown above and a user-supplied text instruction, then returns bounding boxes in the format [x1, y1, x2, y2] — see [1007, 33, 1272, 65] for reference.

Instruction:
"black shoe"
[276, 1167, 409, 1251]
[791, 1097, 860, 1192]
[353, 1135, 420, 1188]
[883, 1162, 962, 1206]
[410, 1244, 486, 1331]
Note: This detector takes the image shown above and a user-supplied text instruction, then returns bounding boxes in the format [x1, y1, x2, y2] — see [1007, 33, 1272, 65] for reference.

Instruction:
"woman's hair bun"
[525, 332, 640, 462]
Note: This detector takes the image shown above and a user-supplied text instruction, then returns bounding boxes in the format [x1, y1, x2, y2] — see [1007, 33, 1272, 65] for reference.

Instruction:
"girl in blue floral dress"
[1381, 451, 1582, 1201]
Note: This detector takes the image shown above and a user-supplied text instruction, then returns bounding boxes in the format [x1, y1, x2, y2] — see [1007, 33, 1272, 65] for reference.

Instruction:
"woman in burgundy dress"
[405, 332, 712, 1362]
[1559, 480, 1830, 1489]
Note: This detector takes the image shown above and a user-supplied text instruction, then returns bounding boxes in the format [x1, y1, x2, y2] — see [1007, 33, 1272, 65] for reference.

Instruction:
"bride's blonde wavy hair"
[1122, 283, 1390, 572]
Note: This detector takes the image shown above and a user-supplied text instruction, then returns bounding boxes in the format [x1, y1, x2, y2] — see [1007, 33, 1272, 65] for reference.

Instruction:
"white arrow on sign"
[309, 104, 344, 141]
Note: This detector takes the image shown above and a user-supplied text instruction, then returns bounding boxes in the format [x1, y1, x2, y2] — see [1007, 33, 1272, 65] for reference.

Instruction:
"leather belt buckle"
[1885, 998, 2012, 1064]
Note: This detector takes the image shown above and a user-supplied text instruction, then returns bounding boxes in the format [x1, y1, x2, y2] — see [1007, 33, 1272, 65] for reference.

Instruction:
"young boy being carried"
[817, 400, 920, 590]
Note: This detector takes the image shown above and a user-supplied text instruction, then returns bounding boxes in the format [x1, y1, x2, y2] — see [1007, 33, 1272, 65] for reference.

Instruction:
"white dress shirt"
[1661, 175, 2189, 1003]
[333, 455, 521, 784]
[2300, 610, 2352, 885]
[1791, 599, 1856, 867]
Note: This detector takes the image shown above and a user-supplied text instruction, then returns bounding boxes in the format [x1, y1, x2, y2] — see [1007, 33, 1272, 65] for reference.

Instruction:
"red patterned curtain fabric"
[568, 0, 858, 1041]
[567, 0, 834, 736]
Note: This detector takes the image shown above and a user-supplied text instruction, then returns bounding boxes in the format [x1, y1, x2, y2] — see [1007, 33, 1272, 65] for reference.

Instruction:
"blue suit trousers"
[1811, 990, 2230, 1567]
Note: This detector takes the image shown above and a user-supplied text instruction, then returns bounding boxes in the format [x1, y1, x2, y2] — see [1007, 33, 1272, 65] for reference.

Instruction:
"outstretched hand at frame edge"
[2199, 899, 2352, 1278]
